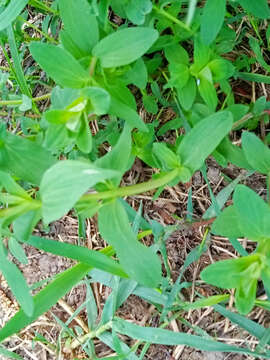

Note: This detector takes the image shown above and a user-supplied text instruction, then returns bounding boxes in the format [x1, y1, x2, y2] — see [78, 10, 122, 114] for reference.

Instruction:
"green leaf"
[142, 94, 158, 114]
[182, 294, 229, 311]
[208, 59, 235, 81]
[122, 58, 148, 89]
[236, 72, 270, 84]
[200, 254, 260, 289]
[157, 117, 183, 136]
[93, 27, 158, 68]
[242, 132, 270, 174]
[19, 94, 32, 111]
[76, 115, 92, 154]
[98, 199, 162, 287]
[217, 136, 252, 169]
[40, 160, 119, 223]
[0, 345, 23, 360]
[211, 205, 244, 238]
[125, 0, 152, 25]
[0, 0, 28, 31]
[178, 111, 233, 174]
[109, 96, 148, 132]
[152, 142, 180, 171]
[198, 67, 217, 110]
[238, 0, 270, 19]
[29, 42, 89, 88]
[59, 29, 85, 59]
[8, 237, 28, 265]
[112, 318, 270, 357]
[0, 262, 92, 342]
[82, 87, 111, 115]
[95, 124, 132, 186]
[233, 185, 270, 241]
[0, 243, 34, 316]
[235, 278, 257, 314]
[0, 131, 56, 185]
[13, 210, 41, 242]
[203, 173, 247, 219]
[200, 0, 226, 44]
[177, 76, 196, 110]
[27, 236, 127, 278]
[59, 0, 99, 56]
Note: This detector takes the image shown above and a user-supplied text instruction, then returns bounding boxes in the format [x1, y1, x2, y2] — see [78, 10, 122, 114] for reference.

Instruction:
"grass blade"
[27, 235, 127, 278]
[0, 0, 28, 31]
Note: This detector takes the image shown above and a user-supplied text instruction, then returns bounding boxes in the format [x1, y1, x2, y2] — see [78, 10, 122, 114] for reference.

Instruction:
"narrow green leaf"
[98, 200, 162, 287]
[93, 27, 158, 68]
[200, 0, 226, 44]
[8, 237, 28, 265]
[27, 235, 127, 278]
[238, 0, 270, 19]
[30, 42, 90, 88]
[242, 132, 270, 174]
[112, 318, 270, 357]
[7, 25, 31, 97]
[236, 72, 270, 84]
[214, 303, 269, 342]
[40, 160, 118, 223]
[182, 295, 229, 311]
[59, 0, 99, 56]
[178, 111, 233, 174]
[203, 173, 246, 219]
[0, 263, 90, 342]
[0, 0, 28, 31]
[0, 345, 23, 360]
[233, 185, 270, 241]
[0, 247, 114, 343]
[0, 243, 34, 316]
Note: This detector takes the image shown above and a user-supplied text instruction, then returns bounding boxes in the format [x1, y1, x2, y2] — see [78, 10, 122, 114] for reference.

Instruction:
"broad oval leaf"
[0, 0, 28, 31]
[200, 0, 226, 44]
[200, 254, 260, 289]
[233, 185, 270, 241]
[92, 27, 158, 68]
[242, 131, 270, 174]
[40, 160, 119, 223]
[29, 42, 90, 88]
[211, 205, 244, 238]
[178, 111, 233, 174]
[98, 199, 162, 287]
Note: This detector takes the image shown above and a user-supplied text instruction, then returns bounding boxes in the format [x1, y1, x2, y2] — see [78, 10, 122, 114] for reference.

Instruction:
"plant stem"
[89, 56, 97, 77]
[70, 321, 113, 349]
[0, 93, 51, 106]
[152, 5, 192, 33]
[79, 169, 179, 203]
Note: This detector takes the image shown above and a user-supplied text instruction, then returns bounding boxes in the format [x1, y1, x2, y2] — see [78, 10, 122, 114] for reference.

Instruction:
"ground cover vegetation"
[1, 0, 270, 358]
